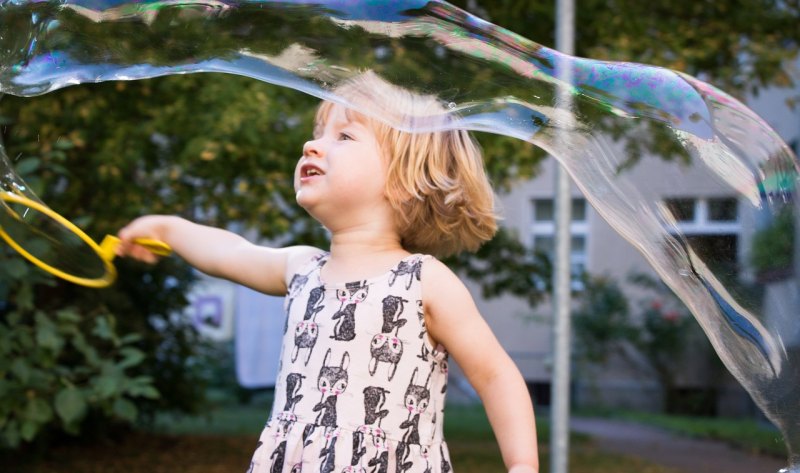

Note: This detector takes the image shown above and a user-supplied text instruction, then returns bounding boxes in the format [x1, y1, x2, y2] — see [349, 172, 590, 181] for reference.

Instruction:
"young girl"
[117, 72, 539, 473]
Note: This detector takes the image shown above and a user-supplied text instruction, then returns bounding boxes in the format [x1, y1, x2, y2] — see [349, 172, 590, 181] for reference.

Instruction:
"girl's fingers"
[132, 244, 160, 264]
[115, 237, 161, 264]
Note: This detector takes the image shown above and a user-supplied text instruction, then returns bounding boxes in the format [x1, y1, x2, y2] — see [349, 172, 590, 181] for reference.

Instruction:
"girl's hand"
[116, 215, 170, 264]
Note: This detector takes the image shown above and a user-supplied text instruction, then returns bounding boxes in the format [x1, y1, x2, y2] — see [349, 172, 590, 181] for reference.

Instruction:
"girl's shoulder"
[421, 255, 455, 278]
[420, 256, 465, 297]
[283, 246, 327, 283]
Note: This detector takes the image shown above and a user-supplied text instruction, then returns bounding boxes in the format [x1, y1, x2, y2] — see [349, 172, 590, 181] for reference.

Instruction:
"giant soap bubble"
[1, 0, 798, 469]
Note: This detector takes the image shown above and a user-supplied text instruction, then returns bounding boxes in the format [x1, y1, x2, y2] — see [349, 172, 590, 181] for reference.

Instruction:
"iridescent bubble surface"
[0, 0, 798, 468]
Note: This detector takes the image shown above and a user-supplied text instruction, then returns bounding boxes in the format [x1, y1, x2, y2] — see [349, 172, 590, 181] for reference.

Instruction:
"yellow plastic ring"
[0, 192, 116, 288]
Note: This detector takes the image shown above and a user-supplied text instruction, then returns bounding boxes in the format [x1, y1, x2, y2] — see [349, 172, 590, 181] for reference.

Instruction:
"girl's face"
[294, 105, 388, 220]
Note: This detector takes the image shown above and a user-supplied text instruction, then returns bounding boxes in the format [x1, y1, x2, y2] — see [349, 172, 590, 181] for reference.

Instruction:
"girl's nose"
[303, 138, 324, 158]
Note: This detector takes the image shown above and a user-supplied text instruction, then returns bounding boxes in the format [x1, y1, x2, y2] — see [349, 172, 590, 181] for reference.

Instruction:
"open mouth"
[300, 164, 324, 178]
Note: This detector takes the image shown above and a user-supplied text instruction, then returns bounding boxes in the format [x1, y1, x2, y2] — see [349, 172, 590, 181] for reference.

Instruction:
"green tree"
[455, 0, 799, 95]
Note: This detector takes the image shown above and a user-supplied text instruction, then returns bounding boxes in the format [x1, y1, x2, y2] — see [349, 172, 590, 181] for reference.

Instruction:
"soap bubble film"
[1, 0, 798, 467]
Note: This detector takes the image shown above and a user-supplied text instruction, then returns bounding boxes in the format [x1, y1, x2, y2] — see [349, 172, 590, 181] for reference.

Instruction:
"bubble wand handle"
[99, 235, 173, 261]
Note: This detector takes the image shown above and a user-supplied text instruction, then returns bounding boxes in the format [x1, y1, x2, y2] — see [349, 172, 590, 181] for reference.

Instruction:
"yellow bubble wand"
[0, 191, 171, 288]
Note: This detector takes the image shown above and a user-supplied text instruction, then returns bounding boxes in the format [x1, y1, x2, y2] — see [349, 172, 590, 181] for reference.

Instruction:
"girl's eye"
[339, 132, 353, 141]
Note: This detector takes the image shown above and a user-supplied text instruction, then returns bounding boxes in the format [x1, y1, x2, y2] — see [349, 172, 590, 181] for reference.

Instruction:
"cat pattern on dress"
[368, 295, 409, 381]
[249, 253, 451, 473]
[396, 366, 433, 472]
[331, 281, 369, 341]
[291, 286, 326, 365]
[284, 255, 326, 334]
[366, 426, 389, 473]
[303, 348, 350, 447]
[319, 427, 341, 473]
[267, 372, 306, 472]
[388, 259, 423, 290]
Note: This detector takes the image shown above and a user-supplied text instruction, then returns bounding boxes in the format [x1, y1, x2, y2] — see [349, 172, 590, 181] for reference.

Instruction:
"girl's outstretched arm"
[423, 258, 539, 473]
[117, 215, 321, 295]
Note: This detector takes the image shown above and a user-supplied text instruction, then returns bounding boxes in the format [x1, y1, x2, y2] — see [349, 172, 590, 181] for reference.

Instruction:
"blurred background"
[1, 0, 799, 472]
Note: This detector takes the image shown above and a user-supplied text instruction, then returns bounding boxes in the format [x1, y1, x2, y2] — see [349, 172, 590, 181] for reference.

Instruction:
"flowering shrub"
[574, 273, 711, 413]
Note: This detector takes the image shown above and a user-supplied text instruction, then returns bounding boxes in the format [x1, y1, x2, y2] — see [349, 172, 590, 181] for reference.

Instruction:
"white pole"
[550, 1, 575, 473]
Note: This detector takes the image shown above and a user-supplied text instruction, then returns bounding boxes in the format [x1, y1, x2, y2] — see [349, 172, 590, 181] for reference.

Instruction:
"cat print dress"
[247, 252, 453, 473]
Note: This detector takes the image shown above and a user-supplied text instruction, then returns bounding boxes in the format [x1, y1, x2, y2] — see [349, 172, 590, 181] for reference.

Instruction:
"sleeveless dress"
[246, 252, 453, 473]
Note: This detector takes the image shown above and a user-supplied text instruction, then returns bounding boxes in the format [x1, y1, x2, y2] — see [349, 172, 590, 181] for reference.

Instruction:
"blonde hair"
[315, 71, 498, 257]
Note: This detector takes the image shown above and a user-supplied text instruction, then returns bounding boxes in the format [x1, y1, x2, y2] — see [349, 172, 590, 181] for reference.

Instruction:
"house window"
[708, 198, 738, 222]
[531, 198, 589, 290]
[663, 197, 740, 234]
[663, 196, 741, 275]
[533, 198, 587, 223]
[534, 199, 555, 222]
[665, 198, 695, 222]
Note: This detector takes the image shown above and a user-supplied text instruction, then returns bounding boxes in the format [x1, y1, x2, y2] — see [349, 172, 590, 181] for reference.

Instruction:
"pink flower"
[663, 311, 681, 322]
[650, 299, 663, 311]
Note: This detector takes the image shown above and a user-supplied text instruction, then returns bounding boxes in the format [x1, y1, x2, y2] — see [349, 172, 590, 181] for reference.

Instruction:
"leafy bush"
[0, 278, 158, 448]
[750, 206, 794, 274]
[573, 273, 719, 414]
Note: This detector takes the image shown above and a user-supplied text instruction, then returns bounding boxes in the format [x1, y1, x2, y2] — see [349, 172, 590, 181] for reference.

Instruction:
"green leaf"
[10, 359, 31, 384]
[35, 312, 64, 353]
[15, 157, 41, 176]
[55, 387, 87, 425]
[56, 309, 81, 324]
[20, 421, 38, 442]
[25, 397, 53, 424]
[119, 333, 143, 345]
[93, 374, 122, 399]
[2, 258, 29, 279]
[132, 385, 160, 400]
[128, 376, 160, 399]
[15, 283, 34, 311]
[4, 420, 21, 448]
[91, 316, 116, 343]
[118, 347, 146, 369]
[112, 398, 137, 423]
[53, 139, 75, 151]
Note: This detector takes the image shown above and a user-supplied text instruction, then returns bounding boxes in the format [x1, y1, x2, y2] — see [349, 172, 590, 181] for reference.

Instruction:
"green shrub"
[751, 207, 794, 274]
[0, 281, 158, 448]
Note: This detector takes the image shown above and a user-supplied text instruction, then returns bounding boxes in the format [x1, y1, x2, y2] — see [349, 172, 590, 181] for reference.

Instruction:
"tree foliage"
[453, 0, 800, 165]
[457, 0, 800, 95]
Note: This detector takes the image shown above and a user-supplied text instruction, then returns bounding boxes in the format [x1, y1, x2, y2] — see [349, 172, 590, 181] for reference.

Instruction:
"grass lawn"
[8, 402, 681, 473]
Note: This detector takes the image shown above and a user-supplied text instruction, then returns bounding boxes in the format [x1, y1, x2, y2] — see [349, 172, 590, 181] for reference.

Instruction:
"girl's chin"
[295, 189, 316, 207]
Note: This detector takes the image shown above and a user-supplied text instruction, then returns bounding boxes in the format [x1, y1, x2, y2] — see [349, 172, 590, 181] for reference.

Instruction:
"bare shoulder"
[421, 257, 459, 286]
[421, 257, 474, 312]
[284, 245, 326, 281]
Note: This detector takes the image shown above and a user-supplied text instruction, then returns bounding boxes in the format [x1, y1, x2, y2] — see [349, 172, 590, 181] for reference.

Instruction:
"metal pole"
[550, 1, 574, 473]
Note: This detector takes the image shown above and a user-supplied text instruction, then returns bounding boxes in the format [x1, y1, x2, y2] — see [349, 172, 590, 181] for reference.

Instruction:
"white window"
[664, 197, 740, 234]
[664, 197, 741, 275]
[531, 198, 589, 290]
